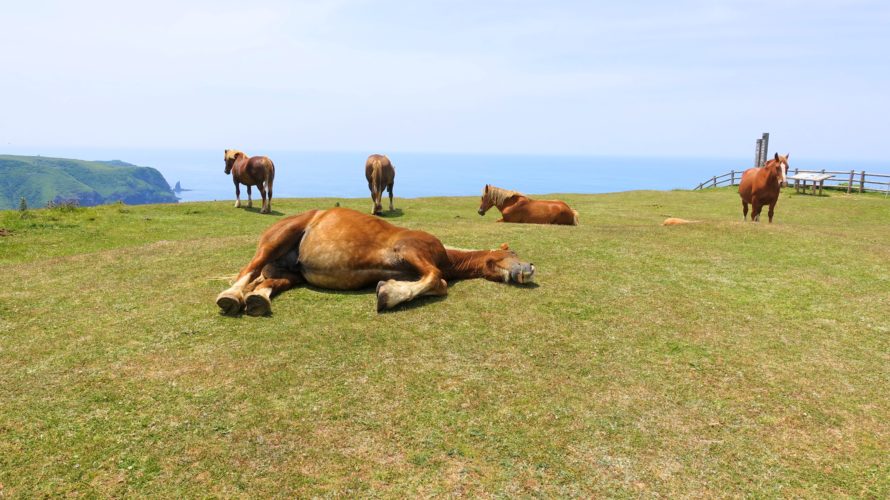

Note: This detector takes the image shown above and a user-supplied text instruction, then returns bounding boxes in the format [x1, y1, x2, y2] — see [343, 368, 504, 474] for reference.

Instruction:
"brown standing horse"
[738, 153, 790, 223]
[215, 207, 536, 315]
[224, 149, 275, 214]
[365, 154, 395, 215]
[478, 185, 579, 225]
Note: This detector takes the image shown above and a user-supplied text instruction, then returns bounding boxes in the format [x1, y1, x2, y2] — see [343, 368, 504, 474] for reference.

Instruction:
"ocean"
[6, 148, 883, 202]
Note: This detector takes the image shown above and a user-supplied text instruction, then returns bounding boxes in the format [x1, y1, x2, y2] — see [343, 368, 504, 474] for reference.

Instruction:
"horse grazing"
[224, 149, 275, 214]
[738, 153, 790, 223]
[365, 154, 395, 215]
[478, 185, 578, 225]
[215, 207, 535, 315]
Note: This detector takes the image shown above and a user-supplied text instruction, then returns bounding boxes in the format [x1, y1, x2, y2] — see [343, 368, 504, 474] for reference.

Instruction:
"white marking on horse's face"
[779, 161, 788, 186]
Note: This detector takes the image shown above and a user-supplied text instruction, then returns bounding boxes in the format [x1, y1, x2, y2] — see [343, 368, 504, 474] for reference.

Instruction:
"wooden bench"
[789, 173, 833, 195]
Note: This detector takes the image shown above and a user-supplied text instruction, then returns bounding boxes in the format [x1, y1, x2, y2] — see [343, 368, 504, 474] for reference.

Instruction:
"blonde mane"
[224, 149, 245, 161]
[483, 185, 523, 206]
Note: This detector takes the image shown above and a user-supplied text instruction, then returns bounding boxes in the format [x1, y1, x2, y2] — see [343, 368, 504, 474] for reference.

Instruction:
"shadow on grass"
[220, 280, 538, 317]
[240, 206, 285, 216]
[378, 208, 404, 218]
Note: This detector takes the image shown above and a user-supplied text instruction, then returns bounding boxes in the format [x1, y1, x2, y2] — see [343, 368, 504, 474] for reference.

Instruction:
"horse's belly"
[301, 268, 410, 290]
[298, 242, 411, 289]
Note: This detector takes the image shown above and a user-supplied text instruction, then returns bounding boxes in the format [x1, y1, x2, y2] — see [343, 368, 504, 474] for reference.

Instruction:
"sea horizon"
[4, 147, 887, 203]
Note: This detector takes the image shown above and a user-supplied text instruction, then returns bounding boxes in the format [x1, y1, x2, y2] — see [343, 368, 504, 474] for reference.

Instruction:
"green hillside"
[0, 190, 888, 497]
[0, 155, 177, 209]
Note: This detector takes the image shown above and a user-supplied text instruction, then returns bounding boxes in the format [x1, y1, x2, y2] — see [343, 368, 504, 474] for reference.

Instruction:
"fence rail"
[694, 169, 890, 194]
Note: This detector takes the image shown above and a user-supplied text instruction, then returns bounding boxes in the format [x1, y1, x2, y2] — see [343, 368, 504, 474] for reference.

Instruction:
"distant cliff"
[0, 155, 178, 209]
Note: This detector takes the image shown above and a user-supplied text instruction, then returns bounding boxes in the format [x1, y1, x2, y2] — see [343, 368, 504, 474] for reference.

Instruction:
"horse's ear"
[499, 243, 509, 250]
[774, 152, 779, 161]
[786, 153, 790, 159]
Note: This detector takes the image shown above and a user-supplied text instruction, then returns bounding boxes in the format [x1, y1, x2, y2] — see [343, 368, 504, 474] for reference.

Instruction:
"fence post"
[731, 170, 735, 185]
[760, 132, 770, 166]
[712, 176, 717, 188]
[755, 139, 763, 167]
[860, 171, 865, 193]
[848, 170, 854, 194]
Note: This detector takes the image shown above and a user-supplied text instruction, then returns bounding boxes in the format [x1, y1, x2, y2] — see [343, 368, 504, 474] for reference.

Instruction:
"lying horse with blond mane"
[216, 207, 535, 315]
[365, 154, 395, 215]
[738, 153, 789, 223]
[478, 185, 578, 225]
[224, 149, 275, 214]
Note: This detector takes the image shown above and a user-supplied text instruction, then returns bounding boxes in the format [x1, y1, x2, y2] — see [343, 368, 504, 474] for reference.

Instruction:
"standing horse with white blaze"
[738, 153, 790, 223]
[365, 154, 395, 215]
[224, 149, 275, 214]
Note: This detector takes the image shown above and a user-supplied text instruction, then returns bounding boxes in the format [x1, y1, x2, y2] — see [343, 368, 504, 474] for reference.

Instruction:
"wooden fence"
[694, 169, 890, 194]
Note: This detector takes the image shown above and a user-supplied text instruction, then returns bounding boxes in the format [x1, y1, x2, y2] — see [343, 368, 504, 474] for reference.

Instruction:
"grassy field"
[1, 188, 888, 497]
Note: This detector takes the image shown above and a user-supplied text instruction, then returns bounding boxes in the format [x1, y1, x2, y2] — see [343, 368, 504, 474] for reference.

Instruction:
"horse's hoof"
[376, 282, 389, 313]
[245, 293, 272, 316]
[216, 292, 243, 316]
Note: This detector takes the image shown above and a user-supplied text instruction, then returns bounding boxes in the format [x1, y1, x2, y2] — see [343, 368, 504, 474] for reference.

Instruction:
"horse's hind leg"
[244, 266, 305, 316]
[741, 200, 749, 221]
[246, 185, 253, 208]
[216, 210, 317, 315]
[257, 184, 269, 214]
[387, 182, 394, 212]
[751, 202, 762, 222]
[375, 248, 447, 312]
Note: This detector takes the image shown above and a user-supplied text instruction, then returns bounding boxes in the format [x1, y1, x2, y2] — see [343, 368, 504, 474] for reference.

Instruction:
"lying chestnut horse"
[216, 207, 535, 315]
[365, 154, 395, 215]
[224, 149, 275, 214]
[478, 185, 578, 225]
[738, 153, 789, 223]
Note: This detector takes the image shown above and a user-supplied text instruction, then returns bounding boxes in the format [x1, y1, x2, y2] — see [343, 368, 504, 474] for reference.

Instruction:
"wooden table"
[789, 173, 834, 195]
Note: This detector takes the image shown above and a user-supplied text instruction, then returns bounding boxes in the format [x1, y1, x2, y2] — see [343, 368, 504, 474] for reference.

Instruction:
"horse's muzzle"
[477, 209, 485, 216]
[509, 263, 535, 284]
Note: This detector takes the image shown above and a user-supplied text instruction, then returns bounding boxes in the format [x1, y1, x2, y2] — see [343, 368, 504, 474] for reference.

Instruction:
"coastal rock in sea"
[174, 181, 183, 192]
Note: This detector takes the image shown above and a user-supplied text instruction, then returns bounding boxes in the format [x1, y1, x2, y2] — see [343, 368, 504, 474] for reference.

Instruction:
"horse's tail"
[572, 209, 579, 225]
[266, 158, 275, 190]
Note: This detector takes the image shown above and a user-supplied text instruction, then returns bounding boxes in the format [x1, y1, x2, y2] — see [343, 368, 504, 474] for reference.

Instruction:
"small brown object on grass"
[662, 218, 700, 226]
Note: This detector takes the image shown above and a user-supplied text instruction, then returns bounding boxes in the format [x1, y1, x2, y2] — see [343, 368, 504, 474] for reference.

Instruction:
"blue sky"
[2, 0, 888, 159]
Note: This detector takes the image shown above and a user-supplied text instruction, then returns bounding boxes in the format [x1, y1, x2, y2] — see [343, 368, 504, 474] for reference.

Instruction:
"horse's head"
[478, 184, 493, 215]
[483, 243, 535, 284]
[224, 149, 243, 175]
[772, 152, 790, 187]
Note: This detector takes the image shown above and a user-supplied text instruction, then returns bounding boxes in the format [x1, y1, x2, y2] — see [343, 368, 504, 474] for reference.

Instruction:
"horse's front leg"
[387, 182, 394, 212]
[741, 200, 749, 221]
[751, 201, 762, 222]
[767, 200, 777, 223]
[234, 182, 241, 208]
[375, 249, 447, 312]
[246, 185, 253, 208]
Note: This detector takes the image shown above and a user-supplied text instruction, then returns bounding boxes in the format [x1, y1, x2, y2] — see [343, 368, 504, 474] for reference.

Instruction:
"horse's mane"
[484, 185, 523, 206]
[225, 149, 245, 161]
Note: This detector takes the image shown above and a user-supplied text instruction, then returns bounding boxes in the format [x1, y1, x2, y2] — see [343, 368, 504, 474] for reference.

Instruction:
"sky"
[1, 0, 888, 160]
